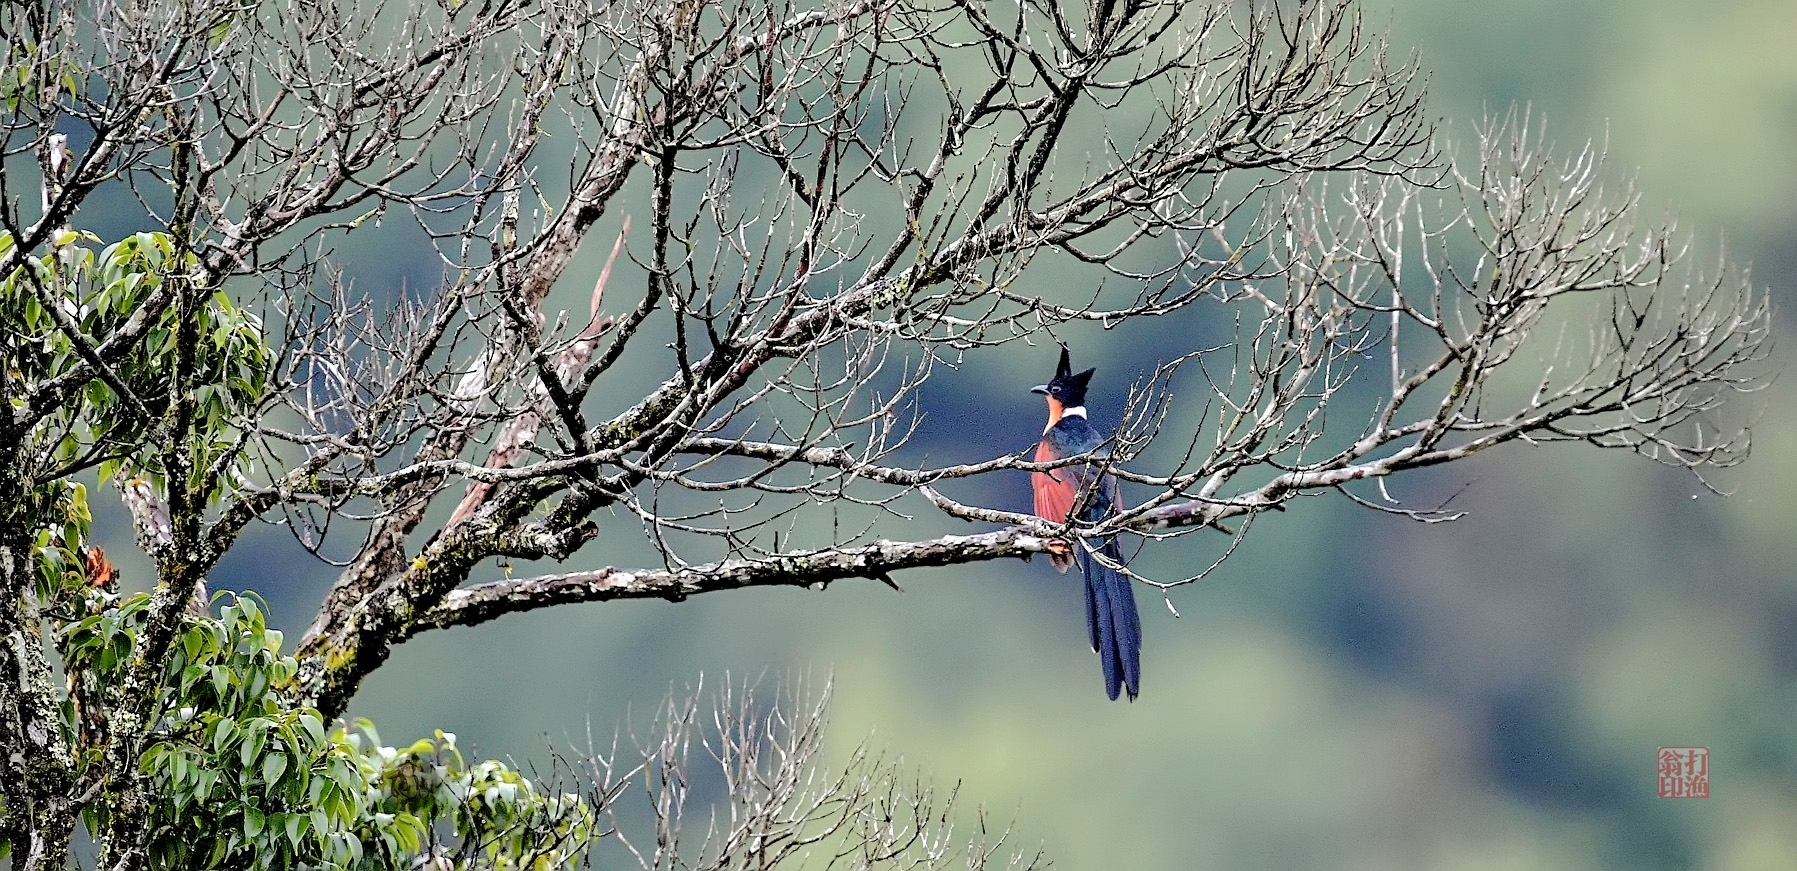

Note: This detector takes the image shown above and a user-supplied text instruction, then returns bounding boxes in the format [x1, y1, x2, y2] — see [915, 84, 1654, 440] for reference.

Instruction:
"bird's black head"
[1031, 347, 1096, 408]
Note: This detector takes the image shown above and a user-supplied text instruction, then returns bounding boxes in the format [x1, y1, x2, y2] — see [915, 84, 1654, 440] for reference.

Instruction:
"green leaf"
[194, 767, 219, 800]
[212, 719, 237, 754]
[284, 812, 307, 850]
[298, 713, 325, 746]
[241, 726, 266, 767]
[262, 751, 288, 786]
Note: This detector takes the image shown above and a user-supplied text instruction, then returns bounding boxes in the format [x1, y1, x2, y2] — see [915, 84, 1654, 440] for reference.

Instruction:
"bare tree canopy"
[0, 0, 1771, 866]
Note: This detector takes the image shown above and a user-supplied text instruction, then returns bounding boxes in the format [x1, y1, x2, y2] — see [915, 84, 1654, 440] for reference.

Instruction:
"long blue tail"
[1078, 536, 1141, 701]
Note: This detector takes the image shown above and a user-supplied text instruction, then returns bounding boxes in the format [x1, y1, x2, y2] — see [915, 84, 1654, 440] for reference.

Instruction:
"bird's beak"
[1030, 384, 1049, 395]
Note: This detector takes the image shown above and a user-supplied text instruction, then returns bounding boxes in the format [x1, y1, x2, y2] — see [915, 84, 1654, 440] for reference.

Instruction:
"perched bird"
[1031, 348, 1142, 701]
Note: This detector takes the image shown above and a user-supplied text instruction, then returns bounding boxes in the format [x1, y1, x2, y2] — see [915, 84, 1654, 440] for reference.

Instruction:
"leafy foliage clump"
[1, 229, 269, 493]
[47, 588, 600, 870]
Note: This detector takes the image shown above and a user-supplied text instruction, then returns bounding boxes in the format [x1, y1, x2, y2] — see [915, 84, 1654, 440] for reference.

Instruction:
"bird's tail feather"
[1080, 538, 1141, 701]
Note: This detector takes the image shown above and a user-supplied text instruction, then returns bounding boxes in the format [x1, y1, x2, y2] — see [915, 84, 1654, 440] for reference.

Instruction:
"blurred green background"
[172, 1, 1797, 868]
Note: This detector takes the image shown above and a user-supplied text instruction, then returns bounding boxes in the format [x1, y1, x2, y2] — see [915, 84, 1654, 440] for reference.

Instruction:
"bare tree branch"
[0, 0, 1772, 862]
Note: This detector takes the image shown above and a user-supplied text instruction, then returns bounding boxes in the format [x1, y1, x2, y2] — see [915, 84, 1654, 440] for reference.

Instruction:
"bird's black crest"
[1046, 347, 1096, 406]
